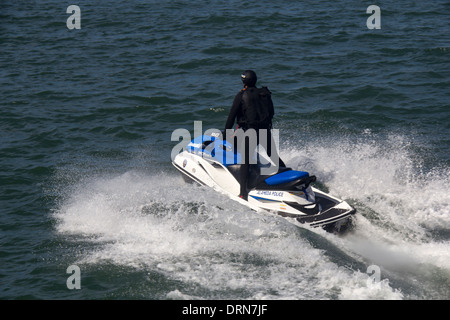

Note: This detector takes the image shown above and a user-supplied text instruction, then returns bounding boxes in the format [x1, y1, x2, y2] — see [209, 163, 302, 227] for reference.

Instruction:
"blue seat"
[265, 170, 309, 186]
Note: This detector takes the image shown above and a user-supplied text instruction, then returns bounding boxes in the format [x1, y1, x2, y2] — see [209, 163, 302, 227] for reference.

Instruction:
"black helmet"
[241, 70, 257, 87]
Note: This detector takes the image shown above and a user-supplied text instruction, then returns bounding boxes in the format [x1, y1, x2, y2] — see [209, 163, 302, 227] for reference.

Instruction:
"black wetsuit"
[224, 86, 285, 199]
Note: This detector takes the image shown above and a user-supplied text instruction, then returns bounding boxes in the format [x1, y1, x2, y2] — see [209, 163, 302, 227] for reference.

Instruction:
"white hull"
[173, 144, 356, 233]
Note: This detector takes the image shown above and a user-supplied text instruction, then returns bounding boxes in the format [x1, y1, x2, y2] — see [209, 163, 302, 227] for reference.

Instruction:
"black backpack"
[240, 86, 274, 129]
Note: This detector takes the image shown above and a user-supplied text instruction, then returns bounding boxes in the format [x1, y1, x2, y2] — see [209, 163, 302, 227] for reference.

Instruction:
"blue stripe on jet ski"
[265, 170, 309, 186]
[249, 195, 281, 202]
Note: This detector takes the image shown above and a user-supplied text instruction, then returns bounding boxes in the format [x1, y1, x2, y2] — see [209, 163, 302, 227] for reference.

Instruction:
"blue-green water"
[1, 1, 449, 300]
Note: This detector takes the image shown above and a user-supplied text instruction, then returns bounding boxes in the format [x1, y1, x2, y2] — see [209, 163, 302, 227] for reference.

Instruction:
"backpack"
[240, 86, 274, 129]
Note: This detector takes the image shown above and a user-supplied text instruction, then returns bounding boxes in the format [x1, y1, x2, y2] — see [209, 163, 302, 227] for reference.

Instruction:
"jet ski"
[172, 133, 356, 233]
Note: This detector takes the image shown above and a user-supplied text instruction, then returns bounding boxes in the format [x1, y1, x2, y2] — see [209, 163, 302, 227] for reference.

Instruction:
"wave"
[52, 169, 404, 299]
[50, 128, 449, 299]
[282, 132, 450, 235]
[282, 131, 450, 299]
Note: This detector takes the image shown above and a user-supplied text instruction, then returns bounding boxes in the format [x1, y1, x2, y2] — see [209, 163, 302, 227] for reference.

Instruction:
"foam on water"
[282, 131, 450, 298]
[283, 132, 450, 235]
[49, 127, 450, 299]
[53, 169, 403, 299]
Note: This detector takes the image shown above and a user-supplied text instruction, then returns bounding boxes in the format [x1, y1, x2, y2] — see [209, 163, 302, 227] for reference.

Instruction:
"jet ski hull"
[172, 136, 356, 233]
[172, 138, 356, 234]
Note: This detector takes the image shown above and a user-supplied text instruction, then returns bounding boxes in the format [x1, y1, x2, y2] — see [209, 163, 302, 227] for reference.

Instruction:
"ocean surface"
[1, 0, 449, 300]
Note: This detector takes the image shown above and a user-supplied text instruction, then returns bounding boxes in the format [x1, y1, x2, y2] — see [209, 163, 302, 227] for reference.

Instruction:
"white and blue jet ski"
[172, 133, 356, 233]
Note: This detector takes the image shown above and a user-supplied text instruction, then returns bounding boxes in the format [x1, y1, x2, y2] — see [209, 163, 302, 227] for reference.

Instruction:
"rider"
[224, 70, 285, 200]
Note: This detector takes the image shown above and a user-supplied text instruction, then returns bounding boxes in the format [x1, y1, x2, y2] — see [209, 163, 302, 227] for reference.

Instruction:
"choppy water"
[1, 1, 449, 300]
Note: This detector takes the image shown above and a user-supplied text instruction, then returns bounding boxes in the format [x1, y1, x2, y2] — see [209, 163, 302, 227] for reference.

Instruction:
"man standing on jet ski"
[224, 70, 286, 200]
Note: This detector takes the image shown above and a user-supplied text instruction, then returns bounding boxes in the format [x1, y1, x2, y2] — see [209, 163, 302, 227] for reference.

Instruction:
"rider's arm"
[224, 92, 242, 131]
